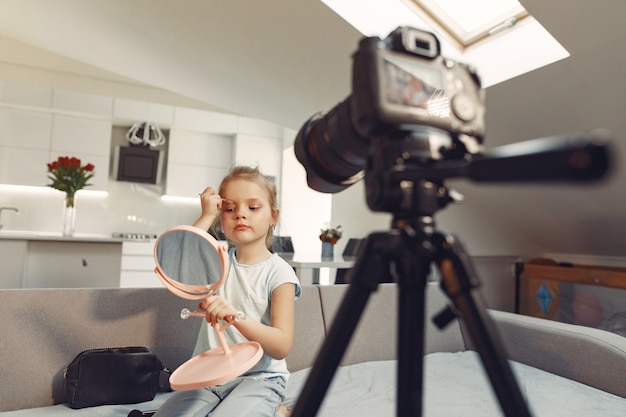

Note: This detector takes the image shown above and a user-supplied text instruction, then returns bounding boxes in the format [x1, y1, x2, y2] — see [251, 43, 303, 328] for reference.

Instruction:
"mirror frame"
[153, 225, 229, 299]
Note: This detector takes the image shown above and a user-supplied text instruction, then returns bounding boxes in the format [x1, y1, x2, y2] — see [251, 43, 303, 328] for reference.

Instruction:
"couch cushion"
[0, 288, 200, 412]
[286, 285, 325, 372]
[318, 282, 465, 366]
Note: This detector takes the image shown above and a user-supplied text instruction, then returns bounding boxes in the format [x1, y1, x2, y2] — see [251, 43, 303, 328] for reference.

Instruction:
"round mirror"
[154, 225, 228, 299]
[153, 224, 263, 390]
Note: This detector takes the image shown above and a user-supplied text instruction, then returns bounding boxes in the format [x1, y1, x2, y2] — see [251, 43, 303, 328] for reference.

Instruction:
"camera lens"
[294, 97, 370, 193]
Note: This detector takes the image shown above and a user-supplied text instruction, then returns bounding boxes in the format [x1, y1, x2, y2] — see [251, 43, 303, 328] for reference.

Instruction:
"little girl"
[155, 166, 300, 417]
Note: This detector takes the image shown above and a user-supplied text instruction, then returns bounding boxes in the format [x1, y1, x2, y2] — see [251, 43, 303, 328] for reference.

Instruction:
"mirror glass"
[154, 225, 228, 299]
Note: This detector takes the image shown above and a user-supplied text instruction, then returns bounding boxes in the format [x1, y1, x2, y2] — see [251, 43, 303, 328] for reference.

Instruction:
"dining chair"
[271, 236, 295, 253]
[334, 238, 364, 284]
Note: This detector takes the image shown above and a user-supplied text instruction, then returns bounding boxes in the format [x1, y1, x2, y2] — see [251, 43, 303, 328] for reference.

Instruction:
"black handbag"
[64, 346, 171, 409]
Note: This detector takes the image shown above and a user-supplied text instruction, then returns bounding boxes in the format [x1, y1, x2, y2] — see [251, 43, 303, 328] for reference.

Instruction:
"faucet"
[0, 207, 19, 230]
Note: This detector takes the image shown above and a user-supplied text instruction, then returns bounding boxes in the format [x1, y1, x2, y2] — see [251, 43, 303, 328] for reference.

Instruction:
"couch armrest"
[489, 310, 626, 398]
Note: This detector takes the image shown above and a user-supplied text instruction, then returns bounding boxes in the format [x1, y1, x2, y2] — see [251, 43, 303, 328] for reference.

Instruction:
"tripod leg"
[291, 232, 396, 417]
[395, 248, 431, 417]
[435, 233, 533, 417]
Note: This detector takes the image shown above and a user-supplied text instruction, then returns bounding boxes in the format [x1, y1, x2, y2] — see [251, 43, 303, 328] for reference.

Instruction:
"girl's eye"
[249, 206, 260, 211]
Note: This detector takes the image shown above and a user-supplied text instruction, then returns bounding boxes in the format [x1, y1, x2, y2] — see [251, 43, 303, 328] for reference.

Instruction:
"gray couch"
[1, 283, 625, 416]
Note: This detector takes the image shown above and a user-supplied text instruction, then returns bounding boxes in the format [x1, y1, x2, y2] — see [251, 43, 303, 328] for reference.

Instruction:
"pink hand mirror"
[154, 225, 263, 390]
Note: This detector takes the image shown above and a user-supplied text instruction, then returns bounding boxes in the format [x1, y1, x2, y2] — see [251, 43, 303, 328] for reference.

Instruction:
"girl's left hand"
[199, 295, 238, 324]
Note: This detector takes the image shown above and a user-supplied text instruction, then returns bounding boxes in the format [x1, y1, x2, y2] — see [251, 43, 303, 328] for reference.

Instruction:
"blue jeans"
[153, 376, 287, 417]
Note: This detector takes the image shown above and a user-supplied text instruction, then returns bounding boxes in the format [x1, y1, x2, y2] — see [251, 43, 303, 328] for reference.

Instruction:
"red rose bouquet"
[47, 156, 95, 207]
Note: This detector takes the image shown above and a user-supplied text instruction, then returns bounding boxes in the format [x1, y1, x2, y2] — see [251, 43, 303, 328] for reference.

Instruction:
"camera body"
[294, 26, 486, 194]
[351, 27, 485, 141]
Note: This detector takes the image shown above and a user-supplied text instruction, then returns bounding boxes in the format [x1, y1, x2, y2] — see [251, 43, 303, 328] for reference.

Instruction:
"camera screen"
[383, 54, 449, 118]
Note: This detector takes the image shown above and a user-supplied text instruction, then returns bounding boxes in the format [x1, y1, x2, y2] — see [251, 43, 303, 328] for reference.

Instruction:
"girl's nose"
[234, 205, 247, 218]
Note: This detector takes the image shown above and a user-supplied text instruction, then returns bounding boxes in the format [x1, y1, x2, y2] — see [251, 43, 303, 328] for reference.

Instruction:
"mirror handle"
[180, 308, 245, 324]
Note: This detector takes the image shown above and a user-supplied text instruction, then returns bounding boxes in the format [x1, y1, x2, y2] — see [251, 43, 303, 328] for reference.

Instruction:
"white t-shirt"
[193, 248, 301, 380]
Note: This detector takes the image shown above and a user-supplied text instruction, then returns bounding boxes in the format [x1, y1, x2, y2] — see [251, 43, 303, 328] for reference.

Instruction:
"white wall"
[330, 180, 390, 254]
[279, 129, 332, 256]
[0, 182, 200, 236]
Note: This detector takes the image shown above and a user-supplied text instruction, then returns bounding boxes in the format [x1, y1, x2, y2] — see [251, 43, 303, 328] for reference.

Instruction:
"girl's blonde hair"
[210, 165, 279, 248]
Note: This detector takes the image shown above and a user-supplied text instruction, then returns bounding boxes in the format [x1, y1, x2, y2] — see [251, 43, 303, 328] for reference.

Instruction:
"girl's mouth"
[234, 224, 249, 231]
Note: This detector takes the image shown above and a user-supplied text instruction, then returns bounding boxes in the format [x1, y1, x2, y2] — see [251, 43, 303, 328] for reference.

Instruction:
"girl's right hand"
[193, 186, 222, 230]
[199, 295, 238, 324]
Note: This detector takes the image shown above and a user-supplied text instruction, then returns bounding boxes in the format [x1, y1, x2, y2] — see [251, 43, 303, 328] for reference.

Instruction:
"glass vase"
[63, 195, 76, 237]
[321, 242, 334, 259]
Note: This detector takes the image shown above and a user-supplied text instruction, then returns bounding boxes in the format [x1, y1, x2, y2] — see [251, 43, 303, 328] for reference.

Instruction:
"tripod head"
[364, 127, 611, 218]
[294, 26, 612, 219]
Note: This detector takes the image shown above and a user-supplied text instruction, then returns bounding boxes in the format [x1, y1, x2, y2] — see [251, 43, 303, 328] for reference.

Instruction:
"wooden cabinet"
[516, 259, 626, 335]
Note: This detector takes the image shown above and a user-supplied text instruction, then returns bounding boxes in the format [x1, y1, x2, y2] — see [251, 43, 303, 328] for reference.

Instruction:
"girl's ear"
[272, 208, 280, 225]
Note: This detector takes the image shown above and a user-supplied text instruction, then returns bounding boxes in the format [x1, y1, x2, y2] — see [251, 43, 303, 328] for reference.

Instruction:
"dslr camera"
[295, 26, 486, 197]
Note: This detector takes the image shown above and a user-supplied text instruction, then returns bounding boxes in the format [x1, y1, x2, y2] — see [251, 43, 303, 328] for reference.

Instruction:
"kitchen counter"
[0, 230, 152, 243]
[0, 231, 161, 289]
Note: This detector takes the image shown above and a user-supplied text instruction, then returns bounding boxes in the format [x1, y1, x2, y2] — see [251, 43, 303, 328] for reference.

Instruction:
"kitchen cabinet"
[165, 129, 232, 197]
[0, 240, 27, 288]
[0, 108, 111, 190]
[0, 108, 53, 186]
[0, 81, 52, 108]
[0, 107, 52, 149]
[234, 133, 282, 178]
[120, 240, 164, 288]
[52, 89, 113, 116]
[113, 98, 174, 125]
[173, 107, 238, 133]
[50, 114, 111, 191]
[24, 241, 122, 288]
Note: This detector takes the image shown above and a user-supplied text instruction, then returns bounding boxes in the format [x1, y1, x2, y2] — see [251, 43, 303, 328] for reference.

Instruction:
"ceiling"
[0, 0, 362, 129]
[1, 0, 625, 258]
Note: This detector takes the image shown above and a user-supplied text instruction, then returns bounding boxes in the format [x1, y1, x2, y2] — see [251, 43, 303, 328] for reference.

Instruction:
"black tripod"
[291, 185, 532, 417]
[291, 132, 611, 417]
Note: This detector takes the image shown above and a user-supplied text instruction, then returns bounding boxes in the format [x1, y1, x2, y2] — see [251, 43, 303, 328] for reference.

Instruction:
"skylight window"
[407, 0, 529, 49]
[321, 0, 569, 88]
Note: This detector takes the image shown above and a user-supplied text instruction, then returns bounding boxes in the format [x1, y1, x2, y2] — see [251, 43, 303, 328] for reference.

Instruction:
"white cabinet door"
[120, 241, 163, 288]
[0, 240, 27, 288]
[52, 89, 113, 116]
[0, 108, 53, 186]
[50, 115, 112, 191]
[234, 133, 282, 177]
[0, 147, 50, 186]
[113, 98, 174, 125]
[0, 107, 52, 149]
[165, 129, 233, 197]
[0, 81, 52, 108]
[51, 115, 111, 156]
[24, 241, 122, 288]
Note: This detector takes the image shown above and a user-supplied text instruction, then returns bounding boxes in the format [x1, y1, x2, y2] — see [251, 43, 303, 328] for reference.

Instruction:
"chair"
[271, 236, 294, 253]
[334, 238, 364, 284]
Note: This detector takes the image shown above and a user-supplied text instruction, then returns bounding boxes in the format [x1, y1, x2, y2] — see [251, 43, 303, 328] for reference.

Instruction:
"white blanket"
[284, 351, 626, 417]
